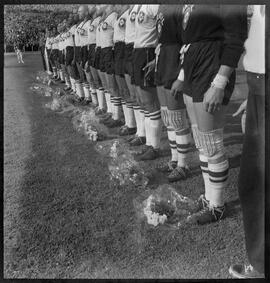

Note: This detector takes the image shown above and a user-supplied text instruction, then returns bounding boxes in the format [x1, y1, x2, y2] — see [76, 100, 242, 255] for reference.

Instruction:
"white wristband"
[211, 74, 229, 90]
[177, 68, 184, 81]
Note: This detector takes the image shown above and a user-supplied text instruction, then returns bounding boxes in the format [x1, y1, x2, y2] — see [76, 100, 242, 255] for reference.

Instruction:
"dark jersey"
[180, 5, 247, 68]
[157, 5, 182, 44]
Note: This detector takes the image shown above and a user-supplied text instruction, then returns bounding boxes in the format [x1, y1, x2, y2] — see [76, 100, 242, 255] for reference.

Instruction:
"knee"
[167, 109, 189, 131]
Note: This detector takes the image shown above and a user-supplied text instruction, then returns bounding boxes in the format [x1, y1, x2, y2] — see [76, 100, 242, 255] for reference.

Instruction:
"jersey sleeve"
[146, 5, 159, 18]
[220, 5, 248, 68]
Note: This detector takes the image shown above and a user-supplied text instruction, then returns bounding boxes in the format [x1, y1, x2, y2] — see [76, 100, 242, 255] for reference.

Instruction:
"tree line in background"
[4, 5, 79, 52]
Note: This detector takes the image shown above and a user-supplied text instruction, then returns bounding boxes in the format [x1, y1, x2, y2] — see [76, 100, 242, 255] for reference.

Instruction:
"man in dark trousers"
[39, 31, 46, 71]
[229, 5, 265, 278]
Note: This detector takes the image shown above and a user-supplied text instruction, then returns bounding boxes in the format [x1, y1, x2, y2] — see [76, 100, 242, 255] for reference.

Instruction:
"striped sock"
[208, 152, 229, 207]
[199, 152, 211, 201]
[175, 127, 191, 167]
[75, 81, 84, 98]
[144, 110, 151, 146]
[122, 100, 128, 126]
[149, 110, 162, 149]
[114, 97, 122, 120]
[83, 83, 91, 100]
[167, 127, 178, 162]
[91, 89, 98, 106]
[126, 102, 136, 128]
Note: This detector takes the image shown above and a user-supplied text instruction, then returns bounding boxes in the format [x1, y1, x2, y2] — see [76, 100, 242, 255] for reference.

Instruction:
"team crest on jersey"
[130, 11, 136, 22]
[157, 12, 164, 37]
[119, 18, 126, 28]
[102, 22, 108, 30]
[138, 11, 145, 23]
[89, 25, 94, 32]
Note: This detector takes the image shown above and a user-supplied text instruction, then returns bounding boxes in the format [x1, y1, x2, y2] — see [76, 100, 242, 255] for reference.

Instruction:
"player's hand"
[142, 59, 155, 79]
[84, 61, 88, 71]
[232, 99, 247, 117]
[203, 86, 225, 113]
[170, 79, 184, 97]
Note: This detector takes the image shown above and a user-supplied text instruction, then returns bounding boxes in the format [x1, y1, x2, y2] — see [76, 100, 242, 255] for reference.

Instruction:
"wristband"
[177, 68, 184, 81]
[211, 74, 229, 90]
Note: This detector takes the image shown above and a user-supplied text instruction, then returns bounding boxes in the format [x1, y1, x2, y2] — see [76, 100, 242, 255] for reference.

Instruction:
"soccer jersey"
[74, 23, 82, 46]
[65, 26, 76, 47]
[100, 11, 118, 48]
[113, 9, 129, 43]
[52, 35, 59, 50]
[45, 37, 52, 49]
[88, 16, 101, 44]
[96, 22, 102, 47]
[125, 5, 138, 44]
[79, 19, 91, 47]
[156, 5, 182, 44]
[180, 5, 247, 68]
[134, 5, 159, 48]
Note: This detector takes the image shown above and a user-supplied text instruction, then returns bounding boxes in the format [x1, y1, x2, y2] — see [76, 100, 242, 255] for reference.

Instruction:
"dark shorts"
[114, 41, 126, 76]
[124, 43, 134, 78]
[183, 41, 236, 105]
[101, 46, 115, 75]
[60, 50, 65, 65]
[155, 43, 181, 89]
[133, 47, 156, 89]
[81, 45, 88, 67]
[88, 44, 96, 67]
[94, 47, 101, 70]
[75, 46, 82, 63]
[65, 46, 74, 66]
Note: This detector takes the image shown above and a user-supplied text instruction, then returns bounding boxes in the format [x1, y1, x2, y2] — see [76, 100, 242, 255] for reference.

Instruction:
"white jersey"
[45, 37, 52, 49]
[52, 35, 59, 50]
[134, 5, 159, 48]
[74, 23, 82, 46]
[65, 25, 76, 47]
[79, 19, 91, 47]
[96, 22, 102, 47]
[113, 9, 129, 43]
[125, 5, 138, 44]
[59, 33, 65, 51]
[100, 11, 118, 48]
[88, 16, 101, 45]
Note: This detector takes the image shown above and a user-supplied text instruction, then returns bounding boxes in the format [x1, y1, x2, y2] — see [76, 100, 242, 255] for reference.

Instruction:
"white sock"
[90, 89, 98, 105]
[127, 102, 136, 128]
[144, 111, 151, 146]
[122, 101, 128, 126]
[97, 88, 105, 109]
[83, 84, 91, 100]
[167, 127, 178, 162]
[76, 81, 84, 98]
[149, 115, 162, 149]
[138, 109, 146, 137]
[114, 97, 122, 120]
[133, 106, 141, 136]
[105, 91, 112, 113]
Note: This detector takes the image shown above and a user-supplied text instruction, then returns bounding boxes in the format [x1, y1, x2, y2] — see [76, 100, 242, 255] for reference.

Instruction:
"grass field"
[4, 54, 249, 279]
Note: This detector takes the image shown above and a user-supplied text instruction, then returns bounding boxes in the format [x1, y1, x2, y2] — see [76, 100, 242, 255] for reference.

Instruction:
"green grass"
[4, 66, 248, 279]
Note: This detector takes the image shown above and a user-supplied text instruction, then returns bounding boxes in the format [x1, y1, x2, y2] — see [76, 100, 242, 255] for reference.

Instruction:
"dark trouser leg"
[40, 47, 46, 71]
[238, 72, 265, 274]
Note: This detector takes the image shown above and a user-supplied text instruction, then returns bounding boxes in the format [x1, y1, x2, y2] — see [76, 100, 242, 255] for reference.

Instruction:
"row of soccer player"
[44, 4, 247, 225]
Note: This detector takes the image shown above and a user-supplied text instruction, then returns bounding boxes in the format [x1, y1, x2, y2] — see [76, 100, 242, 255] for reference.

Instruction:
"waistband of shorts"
[125, 42, 134, 48]
[101, 46, 113, 51]
[134, 47, 155, 51]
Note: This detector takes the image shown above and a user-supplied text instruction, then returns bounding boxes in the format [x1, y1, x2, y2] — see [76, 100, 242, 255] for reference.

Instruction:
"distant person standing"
[39, 31, 47, 71]
[14, 41, 24, 64]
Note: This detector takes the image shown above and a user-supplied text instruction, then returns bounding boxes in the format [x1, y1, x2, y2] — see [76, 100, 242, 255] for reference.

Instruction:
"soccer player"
[113, 5, 137, 136]
[99, 5, 124, 128]
[130, 4, 162, 161]
[170, 5, 247, 224]
[154, 4, 192, 182]
[85, 5, 102, 107]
